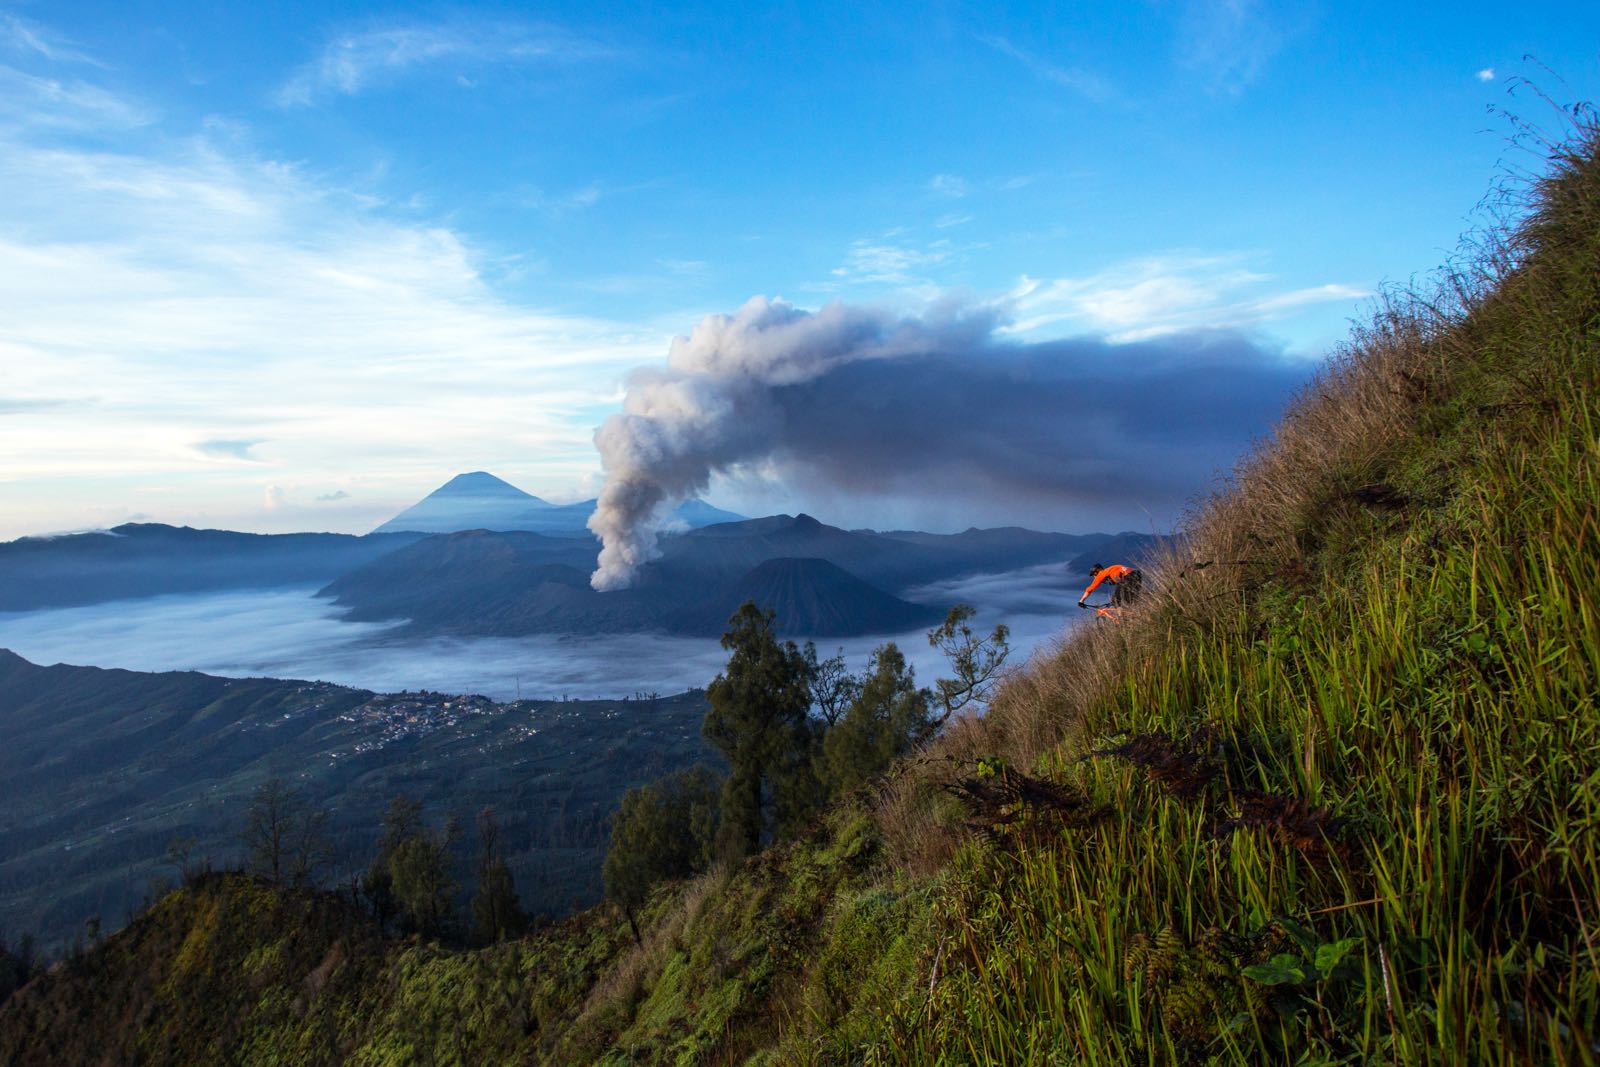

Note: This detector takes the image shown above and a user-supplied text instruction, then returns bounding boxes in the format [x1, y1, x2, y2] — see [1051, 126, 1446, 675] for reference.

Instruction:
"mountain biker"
[1078, 563, 1142, 610]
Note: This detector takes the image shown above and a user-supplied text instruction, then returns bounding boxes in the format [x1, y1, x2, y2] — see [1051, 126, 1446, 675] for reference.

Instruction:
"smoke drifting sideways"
[587, 295, 1308, 590]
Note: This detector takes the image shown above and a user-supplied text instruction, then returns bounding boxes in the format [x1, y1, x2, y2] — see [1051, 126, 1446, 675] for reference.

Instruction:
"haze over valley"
[0, 471, 1140, 954]
[0, 470, 1144, 694]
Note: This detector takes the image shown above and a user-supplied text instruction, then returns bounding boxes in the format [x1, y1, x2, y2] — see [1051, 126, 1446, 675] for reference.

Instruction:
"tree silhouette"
[603, 765, 721, 942]
[821, 642, 934, 795]
[471, 807, 528, 945]
[805, 644, 859, 728]
[702, 602, 815, 859]
[239, 777, 330, 887]
[927, 604, 1011, 725]
[363, 795, 424, 930]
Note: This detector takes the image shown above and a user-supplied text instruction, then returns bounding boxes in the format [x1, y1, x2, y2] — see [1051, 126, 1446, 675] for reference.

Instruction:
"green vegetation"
[0, 653, 711, 954]
[878, 111, 1600, 1063]
[384, 813, 460, 941]
[703, 603, 819, 859]
[4, 113, 1598, 1065]
[471, 807, 530, 945]
[603, 766, 720, 941]
[820, 642, 935, 796]
[600, 603, 999, 952]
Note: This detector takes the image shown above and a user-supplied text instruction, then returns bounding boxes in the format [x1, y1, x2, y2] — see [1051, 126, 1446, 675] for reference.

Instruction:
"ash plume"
[588, 295, 1303, 590]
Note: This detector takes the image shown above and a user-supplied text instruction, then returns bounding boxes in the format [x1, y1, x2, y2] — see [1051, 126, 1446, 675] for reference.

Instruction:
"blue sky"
[1, 0, 1596, 539]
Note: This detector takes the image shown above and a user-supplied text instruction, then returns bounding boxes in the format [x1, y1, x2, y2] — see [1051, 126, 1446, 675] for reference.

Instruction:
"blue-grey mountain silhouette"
[372, 471, 743, 537]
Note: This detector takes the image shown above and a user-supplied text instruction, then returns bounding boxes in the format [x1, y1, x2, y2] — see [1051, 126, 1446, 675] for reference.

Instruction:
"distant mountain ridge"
[373, 471, 744, 537]
[320, 513, 1151, 639]
[1, 504, 1159, 631]
[707, 557, 937, 636]
[0, 524, 426, 613]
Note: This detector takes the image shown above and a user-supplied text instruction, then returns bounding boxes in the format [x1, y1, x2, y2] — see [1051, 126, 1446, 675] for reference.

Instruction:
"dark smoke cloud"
[588, 296, 1305, 589]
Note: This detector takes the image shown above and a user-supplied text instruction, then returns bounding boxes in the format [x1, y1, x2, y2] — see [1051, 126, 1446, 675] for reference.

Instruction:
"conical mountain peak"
[375, 473, 743, 536]
[430, 472, 542, 501]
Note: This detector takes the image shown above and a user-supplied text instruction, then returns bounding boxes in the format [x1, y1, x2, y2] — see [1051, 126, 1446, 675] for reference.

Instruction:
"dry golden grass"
[558, 95, 1600, 1067]
[871, 102, 1600, 872]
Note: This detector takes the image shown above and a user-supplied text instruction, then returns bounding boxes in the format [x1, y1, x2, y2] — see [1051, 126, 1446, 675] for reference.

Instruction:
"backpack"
[1116, 568, 1143, 603]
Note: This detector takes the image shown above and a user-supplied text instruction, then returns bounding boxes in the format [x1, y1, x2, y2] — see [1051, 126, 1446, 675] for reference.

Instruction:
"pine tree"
[702, 602, 815, 859]
[470, 807, 528, 944]
[387, 814, 459, 939]
[821, 642, 935, 795]
[362, 795, 423, 929]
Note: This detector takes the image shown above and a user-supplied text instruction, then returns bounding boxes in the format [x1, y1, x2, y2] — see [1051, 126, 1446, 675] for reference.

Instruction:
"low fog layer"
[0, 565, 1084, 700]
[589, 296, 1302, 589]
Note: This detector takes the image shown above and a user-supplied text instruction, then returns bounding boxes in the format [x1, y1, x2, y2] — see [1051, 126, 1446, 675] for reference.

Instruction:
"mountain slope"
[318, 513, 1103, 638]
[0, 649, 711, 955]
[877, 120, 1600, 1062]
[0, 812, 890, 1066]
[680, 557, 942, 637]
[319, 527, 949, 638]
[8, 107, 1597, 1067]
[316, 528, 601, 625]
[371, 470, 556, 534]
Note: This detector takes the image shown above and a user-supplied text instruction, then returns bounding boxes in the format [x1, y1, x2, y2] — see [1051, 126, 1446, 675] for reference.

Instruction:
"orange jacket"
[1079, 564, 1134, 603]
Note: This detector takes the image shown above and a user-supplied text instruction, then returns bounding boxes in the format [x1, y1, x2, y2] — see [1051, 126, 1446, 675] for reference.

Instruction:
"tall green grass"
[864, 117, 1600, 1065]
[9, 108, 1598, 1067]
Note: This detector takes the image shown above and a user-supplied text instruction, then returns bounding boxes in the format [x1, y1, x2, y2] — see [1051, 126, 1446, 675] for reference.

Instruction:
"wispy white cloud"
[1247, 283, 1373, 316]
[929, 172, 1038, 204]
[0, 64, 155, 129]
[1177, 0, 1293, 95]
[276, 20, 617, 106]
[516, 181, 605, 216]
[829, 237, 954, 286]
[0, 13, 100, 66]
[0, 85, 659, 537]
[0, 396, 82, 415]
[1005, 253, 1368, 340]
[976, 34, 1119, 103]
[660, 258, 708, 277]
[1476, 67, 1496, 83]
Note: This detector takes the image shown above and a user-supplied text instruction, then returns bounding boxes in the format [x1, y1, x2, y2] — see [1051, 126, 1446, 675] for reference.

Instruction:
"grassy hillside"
[884, 113, 1600, 1062]
[4, 117, 1597, 1064]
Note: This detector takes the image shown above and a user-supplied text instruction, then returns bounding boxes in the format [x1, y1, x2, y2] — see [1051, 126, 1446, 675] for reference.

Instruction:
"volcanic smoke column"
[586, 403, 721, 592]
[586, 292, 1302, 591]
[585, 296, 957, 590]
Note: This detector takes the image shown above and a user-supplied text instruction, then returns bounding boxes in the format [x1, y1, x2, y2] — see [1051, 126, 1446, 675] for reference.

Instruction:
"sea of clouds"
[0, 563, 1085, 701]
